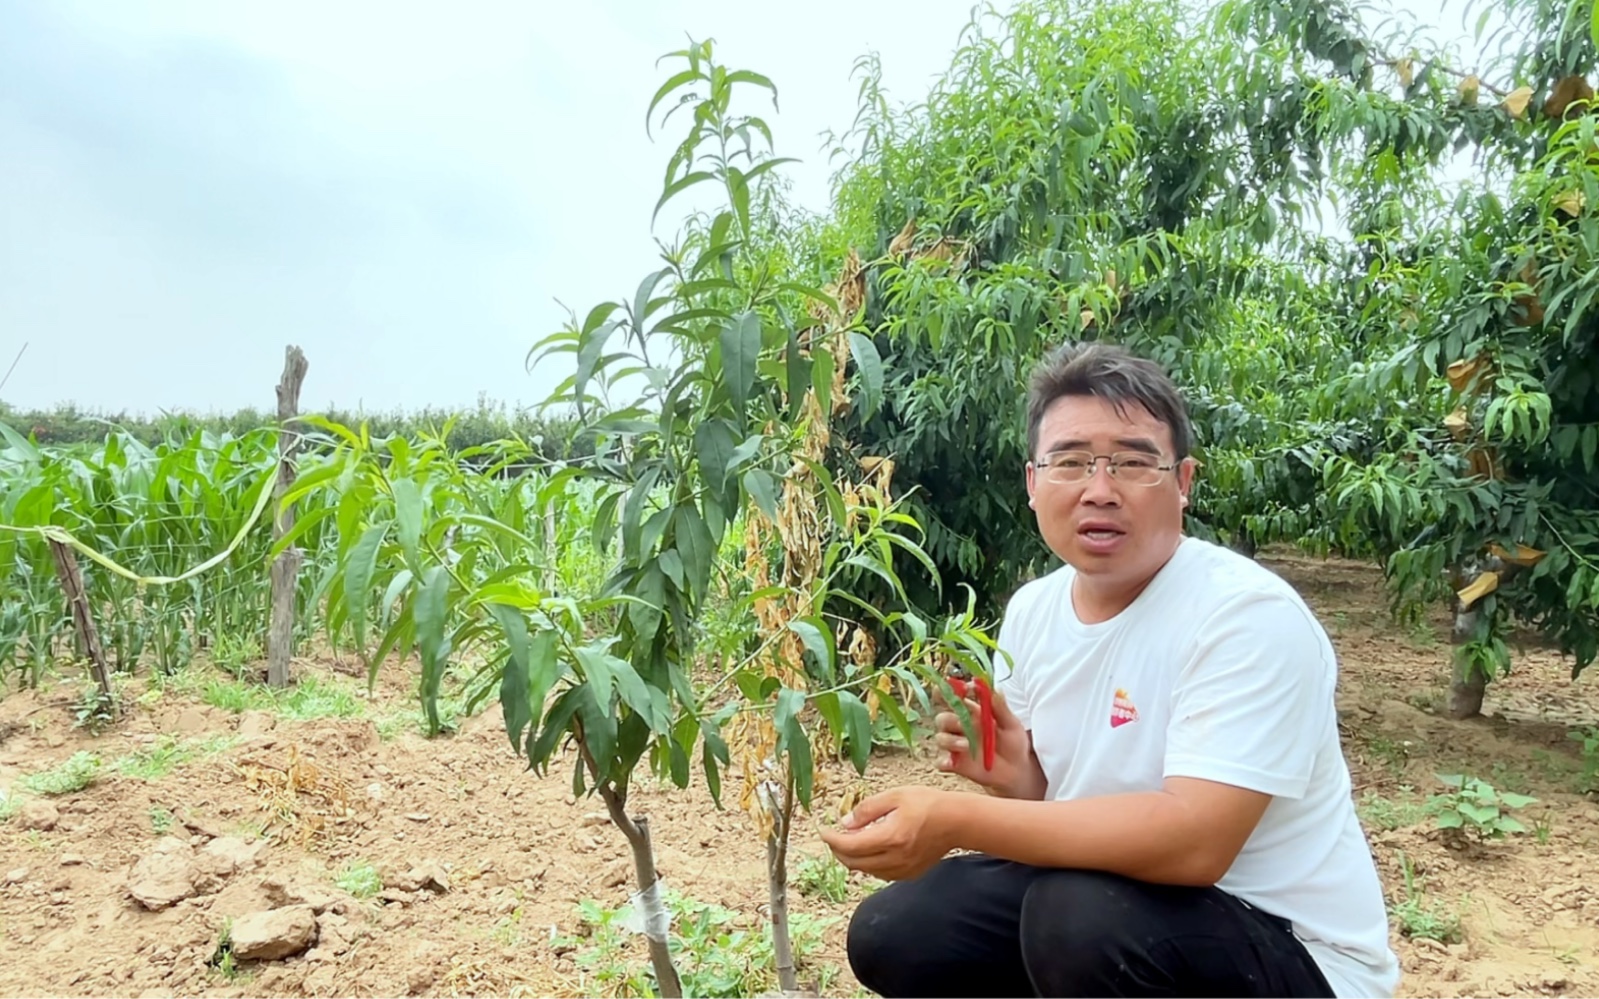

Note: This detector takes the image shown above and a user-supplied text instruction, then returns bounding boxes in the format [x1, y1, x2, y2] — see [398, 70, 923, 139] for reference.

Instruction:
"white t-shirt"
[995, 535, 1399, 999]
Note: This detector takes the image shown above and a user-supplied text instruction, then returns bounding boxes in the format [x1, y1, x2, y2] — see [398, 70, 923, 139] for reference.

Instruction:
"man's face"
[1025, 393, 1194, 591]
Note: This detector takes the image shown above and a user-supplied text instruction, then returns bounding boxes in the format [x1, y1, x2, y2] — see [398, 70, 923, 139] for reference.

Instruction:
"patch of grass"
[793, 852, 850, 904]
[149, 806, 175, 834]
[0, 792, 18, 824]
[1362, 734, 1417, 778]
[1390, 851, 1464, 945]
[115, 734, 237, 781]
[199, 674, 365, 721]
[491, 905, 526, 947]
[554, 890, 841, 999]
[1357, 789, 1426, 831]
[1566, 728, 1599, 793]
[335, 860, 382, 899]
[19, 751, 102, 796]
[207, 919, 250, 982]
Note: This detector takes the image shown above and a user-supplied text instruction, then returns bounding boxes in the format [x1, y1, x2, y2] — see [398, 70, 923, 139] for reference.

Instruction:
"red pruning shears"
[946, 670, 995, 770]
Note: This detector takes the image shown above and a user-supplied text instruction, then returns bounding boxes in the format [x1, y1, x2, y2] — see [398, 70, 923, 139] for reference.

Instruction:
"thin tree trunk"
[267, 346, 308, 688]
[764, 777, 799, 995]
[1447, 597, 1487, 719]
[48, 539, 115, 713]
[597, 781, 682, 999]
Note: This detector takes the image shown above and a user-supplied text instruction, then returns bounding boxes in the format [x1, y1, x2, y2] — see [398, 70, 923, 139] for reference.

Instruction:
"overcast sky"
[1, 0, 1491, 418]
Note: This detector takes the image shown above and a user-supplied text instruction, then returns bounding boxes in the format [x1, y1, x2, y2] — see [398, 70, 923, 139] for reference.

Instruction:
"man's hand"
[818, 786, 958, 882]
[933, 685, 1047, 799]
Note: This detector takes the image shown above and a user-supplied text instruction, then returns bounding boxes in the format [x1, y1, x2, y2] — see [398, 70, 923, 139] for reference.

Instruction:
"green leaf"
[721, 311, 761, 420]
[1497, 791, 1538, 809]
[789, 617, 835, 679]
[344, 522, 388, 656]
[488, 603, 533, 752]
[694, 420, 738, 489]
[529, 686, 582, 772]
[576, 642, 617, 713]
[727, 434, 764, 475]
[839, 690, 872, 774]
[848, 331, 884, 419]
[813, 691, 843, 750]
[627, 562, 666, 640]
[414, 565, 452, 736]
[658, 550, 685, 589]
[622, 466, 661, 561]
[393, 478, 423, 571]
[573, 684, 617, 777]
[785, 320, 811, 418]
[592, 489, 623, 553]
[743, 468, 780, 521]
[774, 687, 814, 810]
[702, 715, 730, 807]
[1458, 802, 1498, 825]
[577, 644, 663, 732]
[811, 342, 835, 409]
[674, 503, 714, 602]
[733, 668, 767, 704]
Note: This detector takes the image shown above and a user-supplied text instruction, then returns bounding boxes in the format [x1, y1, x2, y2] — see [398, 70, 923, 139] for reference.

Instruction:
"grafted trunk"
[763, 779, 799, 994]
[1447, 606, 1487, 720]
[597, 782, 682, 999]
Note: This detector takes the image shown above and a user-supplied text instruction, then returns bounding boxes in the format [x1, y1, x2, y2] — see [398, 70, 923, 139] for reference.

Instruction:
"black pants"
[846, 854, 1336, 998]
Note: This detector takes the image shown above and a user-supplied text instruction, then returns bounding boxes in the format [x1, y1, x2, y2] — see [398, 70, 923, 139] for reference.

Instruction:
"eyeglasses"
[1031, 451, 1178, 486]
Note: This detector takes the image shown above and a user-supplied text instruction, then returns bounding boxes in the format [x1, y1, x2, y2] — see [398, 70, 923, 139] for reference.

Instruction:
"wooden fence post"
[267, 346, 308, 688]
[48, 539, 116, 713]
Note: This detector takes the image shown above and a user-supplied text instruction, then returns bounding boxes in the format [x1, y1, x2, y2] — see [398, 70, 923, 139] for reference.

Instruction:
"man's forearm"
[941, 787, 1240, 886]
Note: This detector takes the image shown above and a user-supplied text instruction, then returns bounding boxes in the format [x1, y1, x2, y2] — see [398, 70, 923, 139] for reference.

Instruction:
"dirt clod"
[127, 839, 199, 910]
[16, 800, 58, 832]
[228, 905, 317, 961]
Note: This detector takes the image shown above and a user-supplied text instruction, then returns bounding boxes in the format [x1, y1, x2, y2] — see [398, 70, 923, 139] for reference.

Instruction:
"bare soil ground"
[2, 553, 1598, 998]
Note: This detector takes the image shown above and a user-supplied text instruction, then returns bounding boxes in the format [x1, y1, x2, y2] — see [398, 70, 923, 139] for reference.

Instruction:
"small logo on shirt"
[1111, 688, 1139, 728]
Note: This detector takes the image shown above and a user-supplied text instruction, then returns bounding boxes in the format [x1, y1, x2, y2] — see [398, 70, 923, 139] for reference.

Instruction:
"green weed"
[554, 890, 840, 998]
[115, 734, 236, 781]
[19, 751, 101, 796]
[1426, 774, 1537, 841]
[793, 852, 850, 904]
[200, 674, 364, 721]
[149, 806, 175, 834]
[335, 861, 382, 900]
[1356, 789, 1426, 831]
[1389, 851, 1463, 945]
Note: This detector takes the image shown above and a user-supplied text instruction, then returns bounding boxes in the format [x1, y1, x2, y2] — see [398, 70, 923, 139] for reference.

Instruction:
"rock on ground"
[16, 800, 59, 831]
[229, 905, 317, 961]
[128, 837, 198, 910]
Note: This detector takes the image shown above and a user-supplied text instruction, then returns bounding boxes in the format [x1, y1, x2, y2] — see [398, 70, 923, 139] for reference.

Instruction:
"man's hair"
[1025, 341, 1193, 461]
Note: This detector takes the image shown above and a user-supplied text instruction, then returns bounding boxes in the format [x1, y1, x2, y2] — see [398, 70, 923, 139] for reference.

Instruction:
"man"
[820, 342, 1398, 998]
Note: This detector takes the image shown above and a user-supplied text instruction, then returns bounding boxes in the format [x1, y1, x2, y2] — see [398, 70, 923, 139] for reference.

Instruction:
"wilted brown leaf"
[1543, 75, 1594, 119]
[1458, 74, 1481, 105]
[1555, 189, 1585, 217]
[1396, 57, 1414, 89]
[1467, 446, 1502, 480]
[888, 218, 917, 258]
[1444, 407, 1470, 440]
[1503, 85, 1534, 118]
[1446, 356, 1486, 393]
[1456, 570, 1500, 609]
[1488, 542, 1547, 567]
